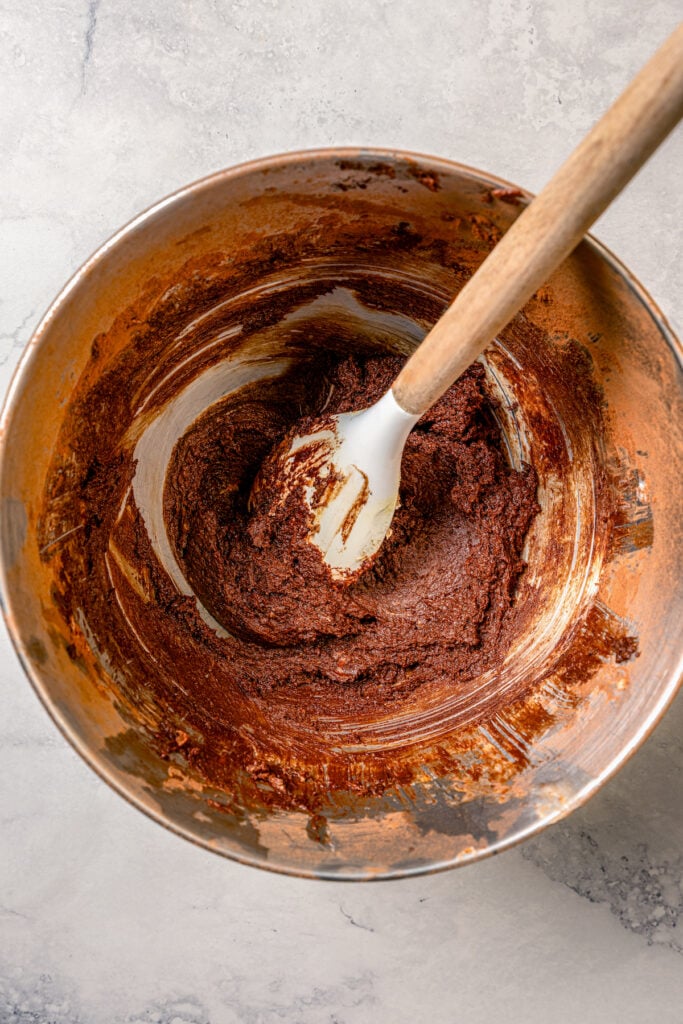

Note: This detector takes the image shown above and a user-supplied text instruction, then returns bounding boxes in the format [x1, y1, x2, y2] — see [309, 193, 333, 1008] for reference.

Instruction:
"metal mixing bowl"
[1, 149, 681, 879]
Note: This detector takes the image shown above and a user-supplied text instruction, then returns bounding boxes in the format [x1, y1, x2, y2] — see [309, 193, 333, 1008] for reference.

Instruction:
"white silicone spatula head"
[278, 391, 419, 580]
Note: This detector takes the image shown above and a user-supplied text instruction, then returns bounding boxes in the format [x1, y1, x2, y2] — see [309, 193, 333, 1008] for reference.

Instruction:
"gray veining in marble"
[1, 1, 682, 1021]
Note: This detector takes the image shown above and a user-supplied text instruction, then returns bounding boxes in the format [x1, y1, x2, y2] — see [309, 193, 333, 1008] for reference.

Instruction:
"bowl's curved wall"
[1, 150, 681, 879]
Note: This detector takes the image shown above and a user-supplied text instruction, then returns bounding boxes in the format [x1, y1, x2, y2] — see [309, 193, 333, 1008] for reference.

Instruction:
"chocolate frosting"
[167, 355, 539, 705]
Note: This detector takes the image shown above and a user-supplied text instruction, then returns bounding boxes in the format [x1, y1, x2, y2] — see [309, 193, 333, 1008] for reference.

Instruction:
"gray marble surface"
[1, 2, 682, 1021]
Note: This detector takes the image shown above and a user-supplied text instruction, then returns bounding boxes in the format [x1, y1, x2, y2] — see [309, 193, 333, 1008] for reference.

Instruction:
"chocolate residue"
[608, 466, 655, 556]
[407, 165, 441, 192]
[541, 602, 638, 717]
[490, 187, 524, 205]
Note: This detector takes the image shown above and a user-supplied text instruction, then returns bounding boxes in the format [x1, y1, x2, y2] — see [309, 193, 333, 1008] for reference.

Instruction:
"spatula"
[262, 23, 683, 582]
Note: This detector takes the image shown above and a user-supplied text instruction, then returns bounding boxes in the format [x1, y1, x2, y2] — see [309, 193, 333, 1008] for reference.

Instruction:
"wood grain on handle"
[392, 22, 683, 416]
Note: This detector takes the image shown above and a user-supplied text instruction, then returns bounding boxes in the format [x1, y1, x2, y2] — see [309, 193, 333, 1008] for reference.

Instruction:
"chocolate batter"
[165, 354, 539, 700]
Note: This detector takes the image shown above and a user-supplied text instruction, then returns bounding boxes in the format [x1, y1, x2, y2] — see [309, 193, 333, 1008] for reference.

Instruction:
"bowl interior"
[2, 150, 682, 878]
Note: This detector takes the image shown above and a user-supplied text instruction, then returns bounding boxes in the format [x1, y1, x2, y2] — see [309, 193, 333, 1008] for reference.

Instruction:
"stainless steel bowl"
[1, 149, 681, 879]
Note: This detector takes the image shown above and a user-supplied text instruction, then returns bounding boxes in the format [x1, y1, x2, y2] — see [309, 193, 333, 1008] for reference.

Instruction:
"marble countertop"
[2, 2, 682, 1021]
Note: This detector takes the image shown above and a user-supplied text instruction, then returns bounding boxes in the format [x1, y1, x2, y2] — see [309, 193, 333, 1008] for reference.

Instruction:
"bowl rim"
[1, 145, 682, 881]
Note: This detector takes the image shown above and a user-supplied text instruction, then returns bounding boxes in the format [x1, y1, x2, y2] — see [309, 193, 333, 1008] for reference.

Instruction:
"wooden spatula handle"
[392, 22, 683, 416]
